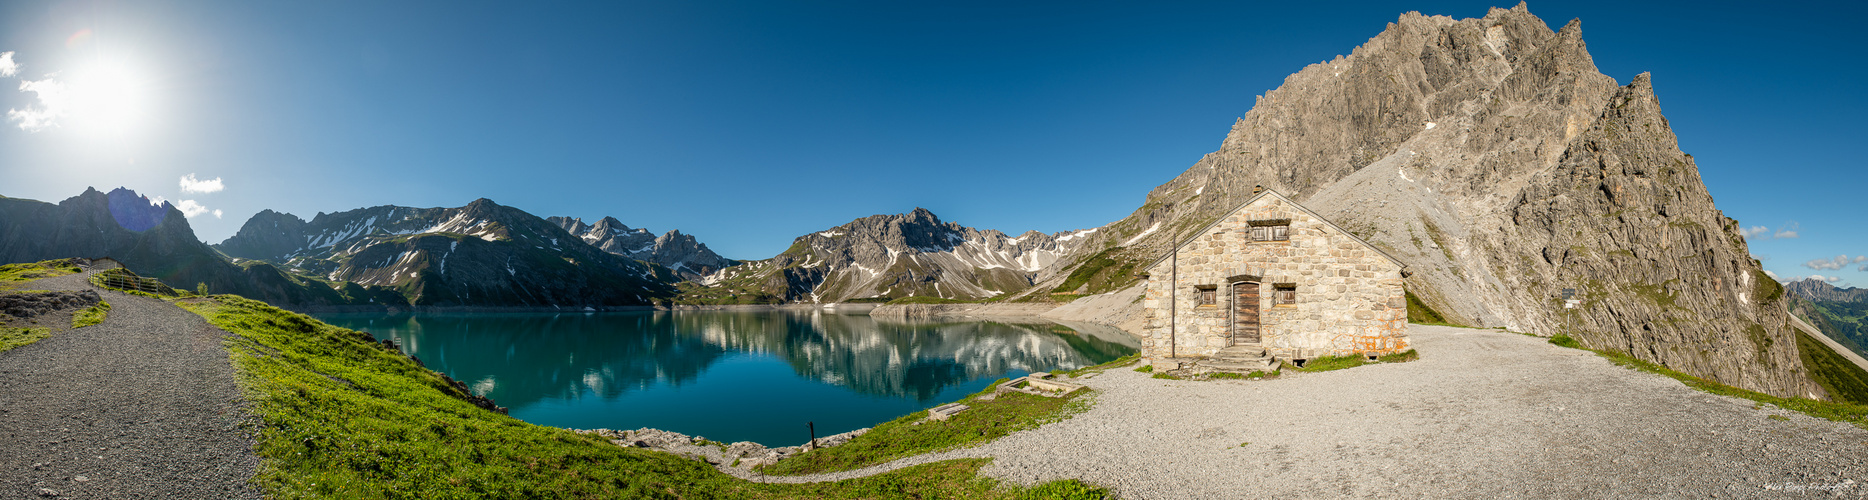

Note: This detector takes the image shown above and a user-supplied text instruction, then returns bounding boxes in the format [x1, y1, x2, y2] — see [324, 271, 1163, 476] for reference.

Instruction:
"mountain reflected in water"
[313, 310, 1138, 445]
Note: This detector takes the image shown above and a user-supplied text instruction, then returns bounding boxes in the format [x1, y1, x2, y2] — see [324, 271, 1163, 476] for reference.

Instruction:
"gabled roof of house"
[1140, 188, 1408, 273]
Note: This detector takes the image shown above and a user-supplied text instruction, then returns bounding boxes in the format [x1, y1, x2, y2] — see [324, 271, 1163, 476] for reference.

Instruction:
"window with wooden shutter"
[1274, 284, 1296, 305]
[1248, 219, 1291, 242]
[1196, 285, 1217, 306]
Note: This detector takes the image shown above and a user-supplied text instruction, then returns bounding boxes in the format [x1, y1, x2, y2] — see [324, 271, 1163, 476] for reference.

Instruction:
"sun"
[65, 56, 154, 139]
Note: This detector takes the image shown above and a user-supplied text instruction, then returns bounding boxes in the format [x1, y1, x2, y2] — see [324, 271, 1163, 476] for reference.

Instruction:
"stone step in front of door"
[1210, 344, 1267, 361]
[1195, 357, 1277, 373]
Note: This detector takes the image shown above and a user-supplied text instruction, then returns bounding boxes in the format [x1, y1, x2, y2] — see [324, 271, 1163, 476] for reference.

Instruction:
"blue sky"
[1, 1, 1862, 286]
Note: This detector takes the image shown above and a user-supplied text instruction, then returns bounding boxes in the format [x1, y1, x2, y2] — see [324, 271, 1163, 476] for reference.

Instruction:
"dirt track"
[757, 325, 1868, 498]
[0, 271, 258, 499]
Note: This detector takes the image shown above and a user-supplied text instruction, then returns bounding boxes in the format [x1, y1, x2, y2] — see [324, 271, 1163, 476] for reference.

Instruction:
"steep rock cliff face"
[547, 216, 735, 280]
[708, 208, 1093, 303]
[1023, 5, 1822, 398]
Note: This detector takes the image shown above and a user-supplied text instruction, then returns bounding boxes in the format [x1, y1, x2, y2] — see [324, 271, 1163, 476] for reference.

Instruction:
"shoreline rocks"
[572, 426, 871, 472]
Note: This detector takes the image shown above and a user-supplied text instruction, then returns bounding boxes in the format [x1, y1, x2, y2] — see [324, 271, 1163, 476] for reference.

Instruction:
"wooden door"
[1232, 282, 1259, 344]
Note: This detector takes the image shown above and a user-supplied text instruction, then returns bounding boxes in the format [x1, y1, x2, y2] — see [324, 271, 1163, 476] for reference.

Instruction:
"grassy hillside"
[178, 294, 1105, 498]
[1793, 296, 1868, 358]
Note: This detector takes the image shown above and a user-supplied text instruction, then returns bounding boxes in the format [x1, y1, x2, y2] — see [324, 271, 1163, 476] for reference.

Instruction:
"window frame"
[1195, 285, 1217, 307]
[1247, 219, 1292, 242]
[1273, 284, 1297, 305]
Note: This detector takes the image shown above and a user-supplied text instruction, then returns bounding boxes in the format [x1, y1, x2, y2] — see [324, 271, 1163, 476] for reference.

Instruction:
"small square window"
[1196, 286, 1217, 306]
[1250, 224, 1289, 241]
[1274, 285, 1296, 305]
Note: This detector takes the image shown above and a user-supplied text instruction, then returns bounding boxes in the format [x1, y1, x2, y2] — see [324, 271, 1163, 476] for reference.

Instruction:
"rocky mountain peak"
[708, 208, 1094, 303]
[1787, 279, 1868, 304]
[549, 215, 731, 281]
[1008, 4, 1828, 400]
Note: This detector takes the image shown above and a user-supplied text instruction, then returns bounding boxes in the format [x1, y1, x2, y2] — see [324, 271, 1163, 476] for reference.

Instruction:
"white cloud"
[1763, 270, 1779, 280]
[1856, 256, 1868, 264]
[175, 199, 213, 218]
[7, 73, 69, 132]
[1740, 226, 1770, 238]
[213, 209, 223, 219]
[1773, 222, 1800, 239]
[179, 173, 224, 193]
[1805, 255, 1854, 271]
[1805, 274, 1842, 283]
[0, 51, 17, 77]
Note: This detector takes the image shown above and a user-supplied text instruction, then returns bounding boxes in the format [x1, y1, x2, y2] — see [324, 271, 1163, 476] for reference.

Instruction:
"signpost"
[1561, 288, 1579, 337]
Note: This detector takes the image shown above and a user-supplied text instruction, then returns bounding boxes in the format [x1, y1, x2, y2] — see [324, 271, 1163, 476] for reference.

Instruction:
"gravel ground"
[749, 325, 1868, 498]
[0, 271, 258, 499]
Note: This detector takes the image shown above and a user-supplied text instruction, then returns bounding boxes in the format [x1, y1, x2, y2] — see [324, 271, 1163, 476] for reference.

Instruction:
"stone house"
[1140, 187, 1409, 370]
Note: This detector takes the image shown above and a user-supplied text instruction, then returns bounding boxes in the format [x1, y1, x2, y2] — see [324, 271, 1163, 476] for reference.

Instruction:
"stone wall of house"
[1141, 194, 1408, 361]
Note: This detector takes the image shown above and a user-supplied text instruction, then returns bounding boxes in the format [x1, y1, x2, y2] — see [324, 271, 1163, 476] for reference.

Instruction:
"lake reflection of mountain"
[313, 310, 1139, 434]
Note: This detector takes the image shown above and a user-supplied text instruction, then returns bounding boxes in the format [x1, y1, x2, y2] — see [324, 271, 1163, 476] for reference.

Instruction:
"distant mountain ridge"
[0, 187, 375, 307]
[701, 208, 1093, 303]
[213, 199, 673, 308]
[1787, 279, 1868, 304]
[546, 216, 734, 281]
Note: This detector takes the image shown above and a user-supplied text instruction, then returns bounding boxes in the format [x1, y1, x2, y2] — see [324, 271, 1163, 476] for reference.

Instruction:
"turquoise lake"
[312, 310, 1139, 446]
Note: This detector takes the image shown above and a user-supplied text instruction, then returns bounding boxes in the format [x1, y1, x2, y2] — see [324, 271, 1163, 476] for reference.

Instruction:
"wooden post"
[1170, 246, 1177, 359]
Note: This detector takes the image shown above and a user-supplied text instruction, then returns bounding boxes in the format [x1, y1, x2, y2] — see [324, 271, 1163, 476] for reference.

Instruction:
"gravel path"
[748, 325, 1868, 498]
[0, 271, 258, 499]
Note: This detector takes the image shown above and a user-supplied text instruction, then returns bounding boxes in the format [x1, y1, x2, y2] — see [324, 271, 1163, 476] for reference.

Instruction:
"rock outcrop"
[1014, 4, 1825, 399]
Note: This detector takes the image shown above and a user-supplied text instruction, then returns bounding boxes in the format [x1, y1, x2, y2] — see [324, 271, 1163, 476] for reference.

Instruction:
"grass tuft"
[1295, 354, 1368, 372]
[1016, 478, 1109, 500]
[1378, 349, 1419, 363]
[0, 326, 52, 353]
[1548, 334, 1582, 349]
[761, 383, 1096, 476]
[72, 301, 110, 328]
[1406, 290, 1460, 327]
[0, 259, 81, 289]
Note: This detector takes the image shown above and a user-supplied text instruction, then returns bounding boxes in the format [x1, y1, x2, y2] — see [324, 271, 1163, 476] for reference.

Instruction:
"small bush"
[1549, 334, 1582, 349]
[1151, 372, 1180, 380]
[1133, 364, 1154, 373]
[1207, 372, 1245, 380]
